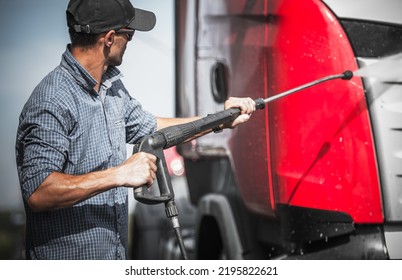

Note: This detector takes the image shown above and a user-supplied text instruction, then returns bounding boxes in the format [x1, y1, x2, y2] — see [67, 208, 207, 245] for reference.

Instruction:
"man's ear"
[104, 30, 115, 48]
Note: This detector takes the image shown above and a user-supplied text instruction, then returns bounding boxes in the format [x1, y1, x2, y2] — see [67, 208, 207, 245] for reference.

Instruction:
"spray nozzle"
[342, 70, 353, 80]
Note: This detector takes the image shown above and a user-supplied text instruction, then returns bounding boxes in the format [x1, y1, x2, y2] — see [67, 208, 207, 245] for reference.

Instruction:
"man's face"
[107, 36, 127, 66]
[107, 29, 134, 66]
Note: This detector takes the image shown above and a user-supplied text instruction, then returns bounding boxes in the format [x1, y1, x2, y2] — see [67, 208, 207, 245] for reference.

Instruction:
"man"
[15, 0, 255, 260]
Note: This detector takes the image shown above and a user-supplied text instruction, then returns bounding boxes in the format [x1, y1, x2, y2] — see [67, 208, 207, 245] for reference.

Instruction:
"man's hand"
[223, 97, 256, 128]
[117, 152, 157, 187]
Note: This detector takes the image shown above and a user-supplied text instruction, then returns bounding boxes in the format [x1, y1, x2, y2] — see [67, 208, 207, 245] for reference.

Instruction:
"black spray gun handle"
[133, 133, 174, 205]
[132, 132, 186, 258]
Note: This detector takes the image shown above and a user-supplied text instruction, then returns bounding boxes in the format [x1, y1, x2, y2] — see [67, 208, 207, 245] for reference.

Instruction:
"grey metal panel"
[358, 57, 402, 222]
[384, 225, 402, 259]
[176, 0, 197, 118]
[323, 0, 402, 25]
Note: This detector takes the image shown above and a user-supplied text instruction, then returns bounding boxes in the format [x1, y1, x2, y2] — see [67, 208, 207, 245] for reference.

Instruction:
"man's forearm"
[27, 151, 157, 212]
[27, 167, 123, 212]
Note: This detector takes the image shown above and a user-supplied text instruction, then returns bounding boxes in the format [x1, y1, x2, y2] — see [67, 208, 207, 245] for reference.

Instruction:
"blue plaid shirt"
[15, 45, 157, 259]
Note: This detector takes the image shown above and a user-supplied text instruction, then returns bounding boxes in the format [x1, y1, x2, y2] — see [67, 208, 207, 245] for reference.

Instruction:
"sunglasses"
[116, 28, 135, 41]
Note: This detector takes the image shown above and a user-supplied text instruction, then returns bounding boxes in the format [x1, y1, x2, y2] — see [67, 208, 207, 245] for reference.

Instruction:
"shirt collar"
[101, 66, 123, 89]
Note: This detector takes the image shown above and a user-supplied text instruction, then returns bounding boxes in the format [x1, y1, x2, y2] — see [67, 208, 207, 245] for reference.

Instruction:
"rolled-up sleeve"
[123, 91, 157, 144]
[16, 101, 70, 202]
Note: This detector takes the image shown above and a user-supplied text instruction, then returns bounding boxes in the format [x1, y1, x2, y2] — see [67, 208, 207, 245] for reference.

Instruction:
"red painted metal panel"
[231, 0, 383, 223]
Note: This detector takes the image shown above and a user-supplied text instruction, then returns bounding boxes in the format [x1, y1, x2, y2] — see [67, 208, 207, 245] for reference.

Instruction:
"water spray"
[353, 53, 402, 82]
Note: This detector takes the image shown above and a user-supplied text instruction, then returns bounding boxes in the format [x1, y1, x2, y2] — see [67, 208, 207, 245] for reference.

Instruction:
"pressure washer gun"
[133, 70, 353, 260]
[132, 103, 260, 260]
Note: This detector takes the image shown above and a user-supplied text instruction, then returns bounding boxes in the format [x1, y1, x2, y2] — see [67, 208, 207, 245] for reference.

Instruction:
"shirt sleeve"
[123, 91, 157, 144]
[16, 101, 70, 202]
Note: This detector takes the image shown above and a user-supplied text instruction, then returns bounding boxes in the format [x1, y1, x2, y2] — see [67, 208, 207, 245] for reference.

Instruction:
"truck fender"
[195, 194, 243, 259]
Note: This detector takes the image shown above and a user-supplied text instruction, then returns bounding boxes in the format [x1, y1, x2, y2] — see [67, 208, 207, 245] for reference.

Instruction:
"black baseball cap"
[66, 0, 156, 34]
